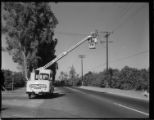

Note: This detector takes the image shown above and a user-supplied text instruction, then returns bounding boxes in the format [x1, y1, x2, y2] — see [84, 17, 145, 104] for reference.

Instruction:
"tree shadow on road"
[33, 92, 65, 99]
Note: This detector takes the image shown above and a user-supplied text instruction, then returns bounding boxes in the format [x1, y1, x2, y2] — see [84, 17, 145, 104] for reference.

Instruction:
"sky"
[2, 2, 149, 80]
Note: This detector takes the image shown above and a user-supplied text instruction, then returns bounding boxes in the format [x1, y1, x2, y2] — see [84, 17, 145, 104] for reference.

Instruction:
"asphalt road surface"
[1, 87, 149, 118]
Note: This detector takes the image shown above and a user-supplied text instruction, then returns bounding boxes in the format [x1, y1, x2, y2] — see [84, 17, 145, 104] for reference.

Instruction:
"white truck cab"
[26, 69, 54, 99]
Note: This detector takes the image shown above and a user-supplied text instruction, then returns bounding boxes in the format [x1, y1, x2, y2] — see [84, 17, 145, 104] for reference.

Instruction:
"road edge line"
[114, 103, 149, 116]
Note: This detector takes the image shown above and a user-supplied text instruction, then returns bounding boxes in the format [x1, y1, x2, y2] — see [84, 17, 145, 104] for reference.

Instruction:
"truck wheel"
[28, 94, 32, 99]
[50, 92, 53, 96]
[50, 89, 54, 95]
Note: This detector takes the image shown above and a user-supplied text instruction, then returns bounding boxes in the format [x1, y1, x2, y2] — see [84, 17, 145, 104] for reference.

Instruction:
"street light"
[78, 55, 85, 86]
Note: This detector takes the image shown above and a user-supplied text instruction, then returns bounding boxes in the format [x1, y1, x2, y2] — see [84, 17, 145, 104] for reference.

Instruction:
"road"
[1, 87, 149, 118]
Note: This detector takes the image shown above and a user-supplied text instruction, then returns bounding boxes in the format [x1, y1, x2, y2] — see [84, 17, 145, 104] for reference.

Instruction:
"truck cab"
[26, 69, 54, 99]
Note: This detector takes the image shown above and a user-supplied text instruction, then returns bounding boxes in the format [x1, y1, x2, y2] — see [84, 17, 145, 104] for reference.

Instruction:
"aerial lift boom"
[38, 31, 98, 70]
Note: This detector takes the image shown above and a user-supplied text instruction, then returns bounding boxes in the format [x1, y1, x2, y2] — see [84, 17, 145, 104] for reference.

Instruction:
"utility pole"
[104, 32, 112, 72]
[78, 55, 85, 86]
[99, 31, 113, 87]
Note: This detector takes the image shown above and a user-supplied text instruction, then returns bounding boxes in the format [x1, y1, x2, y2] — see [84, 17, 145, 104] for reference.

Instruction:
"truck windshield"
[39, 74, 49, 80]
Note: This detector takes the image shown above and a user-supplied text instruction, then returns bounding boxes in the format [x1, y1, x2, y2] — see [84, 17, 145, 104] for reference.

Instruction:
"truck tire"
[50, 89, 54, 95]
[28, 94, 32, 99]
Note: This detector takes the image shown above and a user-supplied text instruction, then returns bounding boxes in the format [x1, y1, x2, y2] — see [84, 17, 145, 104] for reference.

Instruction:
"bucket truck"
[26, 31, 98, 99]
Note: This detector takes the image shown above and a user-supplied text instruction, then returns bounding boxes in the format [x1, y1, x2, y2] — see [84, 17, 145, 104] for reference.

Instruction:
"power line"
[54, 5, 146, 37]
[91, 50, 148, 71]
[112, 4, 147, 32]
[118, 3, 132, 18]
[53, 4, 132, 37]
[109, 50, 149, 63]
[54, 4, 146, 37]
[110, 3, 133, 30]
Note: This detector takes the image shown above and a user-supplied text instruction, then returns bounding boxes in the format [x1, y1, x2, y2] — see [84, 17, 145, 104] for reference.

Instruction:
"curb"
[79, 87, 149, 101]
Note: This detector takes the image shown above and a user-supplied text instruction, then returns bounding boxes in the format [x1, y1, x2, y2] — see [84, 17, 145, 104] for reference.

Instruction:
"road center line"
[114, 103, 149, 116]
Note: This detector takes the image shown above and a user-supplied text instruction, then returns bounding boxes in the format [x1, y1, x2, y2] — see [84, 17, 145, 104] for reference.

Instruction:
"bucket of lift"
[88, 37, 97, 49]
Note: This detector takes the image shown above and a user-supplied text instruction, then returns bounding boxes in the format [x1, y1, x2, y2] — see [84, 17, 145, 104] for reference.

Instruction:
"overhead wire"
[91, 50, 149, 72]
[109, 50, 149, 64]
[112, 4, 147, 33]
[109, 3, 132, 31]
[53, 4, 132, 37]
[54, 4, 133, 37]
[53, 4, 147, 38]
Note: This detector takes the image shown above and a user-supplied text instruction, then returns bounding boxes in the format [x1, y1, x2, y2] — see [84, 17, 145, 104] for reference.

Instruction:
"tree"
[59, 71, 65, 81]
[2, 2, 58, 81]
[2, 69, 12, 90]
[63, 72, 69, 86]
[84, 71, 97, 86]
[119, 66, 133, 89]
[1, 69, 25, 90]
[118, 66, 146, 90]
[110, 69, 120, 88]
[98, 69, 110, 88]
[69, 65, 77, 86]
[58, 71, 70, 86]
[135, 69, 149, 90]
[1, 70, 5, 90]
[13, 72, 26, 88]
